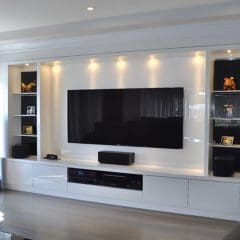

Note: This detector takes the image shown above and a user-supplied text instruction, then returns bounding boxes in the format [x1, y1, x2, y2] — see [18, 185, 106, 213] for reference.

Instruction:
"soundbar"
[98, 151, 135, 165]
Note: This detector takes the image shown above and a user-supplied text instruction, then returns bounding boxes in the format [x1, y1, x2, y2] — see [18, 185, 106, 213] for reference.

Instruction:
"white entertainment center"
[2, 48, 240, 221]
[5, 157, 240, 221]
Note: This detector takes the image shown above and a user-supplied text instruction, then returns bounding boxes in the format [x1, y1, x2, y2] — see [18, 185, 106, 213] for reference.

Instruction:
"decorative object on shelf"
[21, 80, 36, 92]
[223, 77, 237, 90]
[221, 136, 234, 145]
[44, 154, 59, 160]
[224, 104, 233, 118]
[23, 125, 33, 135]
[26, 106, 36, 115]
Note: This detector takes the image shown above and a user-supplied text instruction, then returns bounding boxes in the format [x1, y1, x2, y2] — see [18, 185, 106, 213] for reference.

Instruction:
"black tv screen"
[68, 88, 184, 148]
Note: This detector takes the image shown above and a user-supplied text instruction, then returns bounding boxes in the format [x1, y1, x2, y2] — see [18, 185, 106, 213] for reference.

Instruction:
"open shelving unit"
[8, 62, 54, 160]
[8, 64, 39, 159]
[210, 58, 240, 172]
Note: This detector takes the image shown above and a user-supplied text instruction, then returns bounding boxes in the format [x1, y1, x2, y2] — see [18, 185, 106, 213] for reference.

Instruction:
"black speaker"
[12, 144, 30, 159]
[98, 151, 135, 165]
[213, 156, 235, 177]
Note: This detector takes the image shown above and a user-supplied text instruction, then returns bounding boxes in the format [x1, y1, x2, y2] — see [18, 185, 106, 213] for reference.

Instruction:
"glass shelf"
[12, 134, 38, 138]
[211, 144, 240, 148]
[12, 92, 37, 96]
[211, 118, 240, 121]
[13, 114, 37, 117]
[212, 90, 240, 94]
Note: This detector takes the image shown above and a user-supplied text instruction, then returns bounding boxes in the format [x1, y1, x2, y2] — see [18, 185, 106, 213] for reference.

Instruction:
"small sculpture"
[224, 104, 233, 118]
[223, 77, 236, 90]
[21, 81, 36, 92]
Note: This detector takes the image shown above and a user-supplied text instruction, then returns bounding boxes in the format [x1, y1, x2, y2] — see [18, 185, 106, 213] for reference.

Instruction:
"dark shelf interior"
[214, 59, 240, 91]
[21, 71, 37, 156]
[212, 147, 240, 171]
[213, 119, 240, 144]
[212, 60, 240, 173]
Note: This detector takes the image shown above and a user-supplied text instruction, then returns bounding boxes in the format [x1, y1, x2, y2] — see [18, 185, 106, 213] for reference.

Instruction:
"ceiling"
[0, 0, 239, 46]
[0, 0, 232, 32]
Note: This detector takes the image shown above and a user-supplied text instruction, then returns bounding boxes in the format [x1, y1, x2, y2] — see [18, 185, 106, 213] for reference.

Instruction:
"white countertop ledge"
[5, 158, 240, 183]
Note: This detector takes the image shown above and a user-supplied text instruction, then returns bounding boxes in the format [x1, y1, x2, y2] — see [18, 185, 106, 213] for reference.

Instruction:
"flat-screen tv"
[68, 88, 184, 148]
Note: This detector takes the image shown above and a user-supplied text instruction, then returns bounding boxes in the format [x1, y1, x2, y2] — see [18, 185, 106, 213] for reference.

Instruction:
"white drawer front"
[143, 176, 188, 208]
[189, 180, 240, 213]
[33, 165, 67, 192]
[68, 182, 143, 202]
[5, 161, 32, 187]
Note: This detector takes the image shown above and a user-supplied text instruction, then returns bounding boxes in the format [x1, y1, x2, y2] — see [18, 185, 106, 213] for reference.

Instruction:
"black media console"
[68, 168, 143, 190]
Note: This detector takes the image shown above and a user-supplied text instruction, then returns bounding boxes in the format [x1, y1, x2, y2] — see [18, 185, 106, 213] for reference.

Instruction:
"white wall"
[0, 63, 8, 182]
[0, 63, 8, 160]
[49, 51, 206, 171]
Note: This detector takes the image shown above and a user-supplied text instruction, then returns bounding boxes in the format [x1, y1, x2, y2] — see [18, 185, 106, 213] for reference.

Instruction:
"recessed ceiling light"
[87, 6, 95, 11]
[227, 49, 232, 54]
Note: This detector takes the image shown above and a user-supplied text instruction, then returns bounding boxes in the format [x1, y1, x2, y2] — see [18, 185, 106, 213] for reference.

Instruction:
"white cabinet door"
[5, 161, 32, 187]
[32, 164, 67, 192]
[143, 176, 188, 208]
[68, 183, 143, 202]
[189, 180, 240, 213]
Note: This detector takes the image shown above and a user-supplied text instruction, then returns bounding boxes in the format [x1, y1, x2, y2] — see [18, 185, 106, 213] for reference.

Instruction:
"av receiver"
[68, 168, 142, 190]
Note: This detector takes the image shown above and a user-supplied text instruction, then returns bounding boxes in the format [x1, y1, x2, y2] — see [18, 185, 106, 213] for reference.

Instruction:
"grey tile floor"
[0, 190, 239, 240]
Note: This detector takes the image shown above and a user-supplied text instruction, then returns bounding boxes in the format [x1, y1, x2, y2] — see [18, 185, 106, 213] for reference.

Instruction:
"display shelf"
[12, 92, 37, 96]
[13, 114, 37, 117]
[212, 90, 240, 94]
[209, 170, 240, 179]
[211, 117, 240, 121]
[27, 155, 37, 160]
[210, 58, 240, 176]
[12, 134, 38, 138]
[211, 143, 240, 149]
[9, 67, 39, 158]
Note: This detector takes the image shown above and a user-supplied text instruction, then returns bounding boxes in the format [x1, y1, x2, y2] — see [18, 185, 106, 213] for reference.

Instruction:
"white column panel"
[0, 63, 8, 159]
[40, 64, 52, 158]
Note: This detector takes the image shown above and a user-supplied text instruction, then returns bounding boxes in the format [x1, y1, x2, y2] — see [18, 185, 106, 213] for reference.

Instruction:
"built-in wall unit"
[8, 64, 39, 158]
[209, 53, 240, 178]
[4, 49, 240, 221]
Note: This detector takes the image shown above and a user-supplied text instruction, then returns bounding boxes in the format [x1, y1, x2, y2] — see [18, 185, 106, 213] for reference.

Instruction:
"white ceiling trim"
[1, 18, 240, 62]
